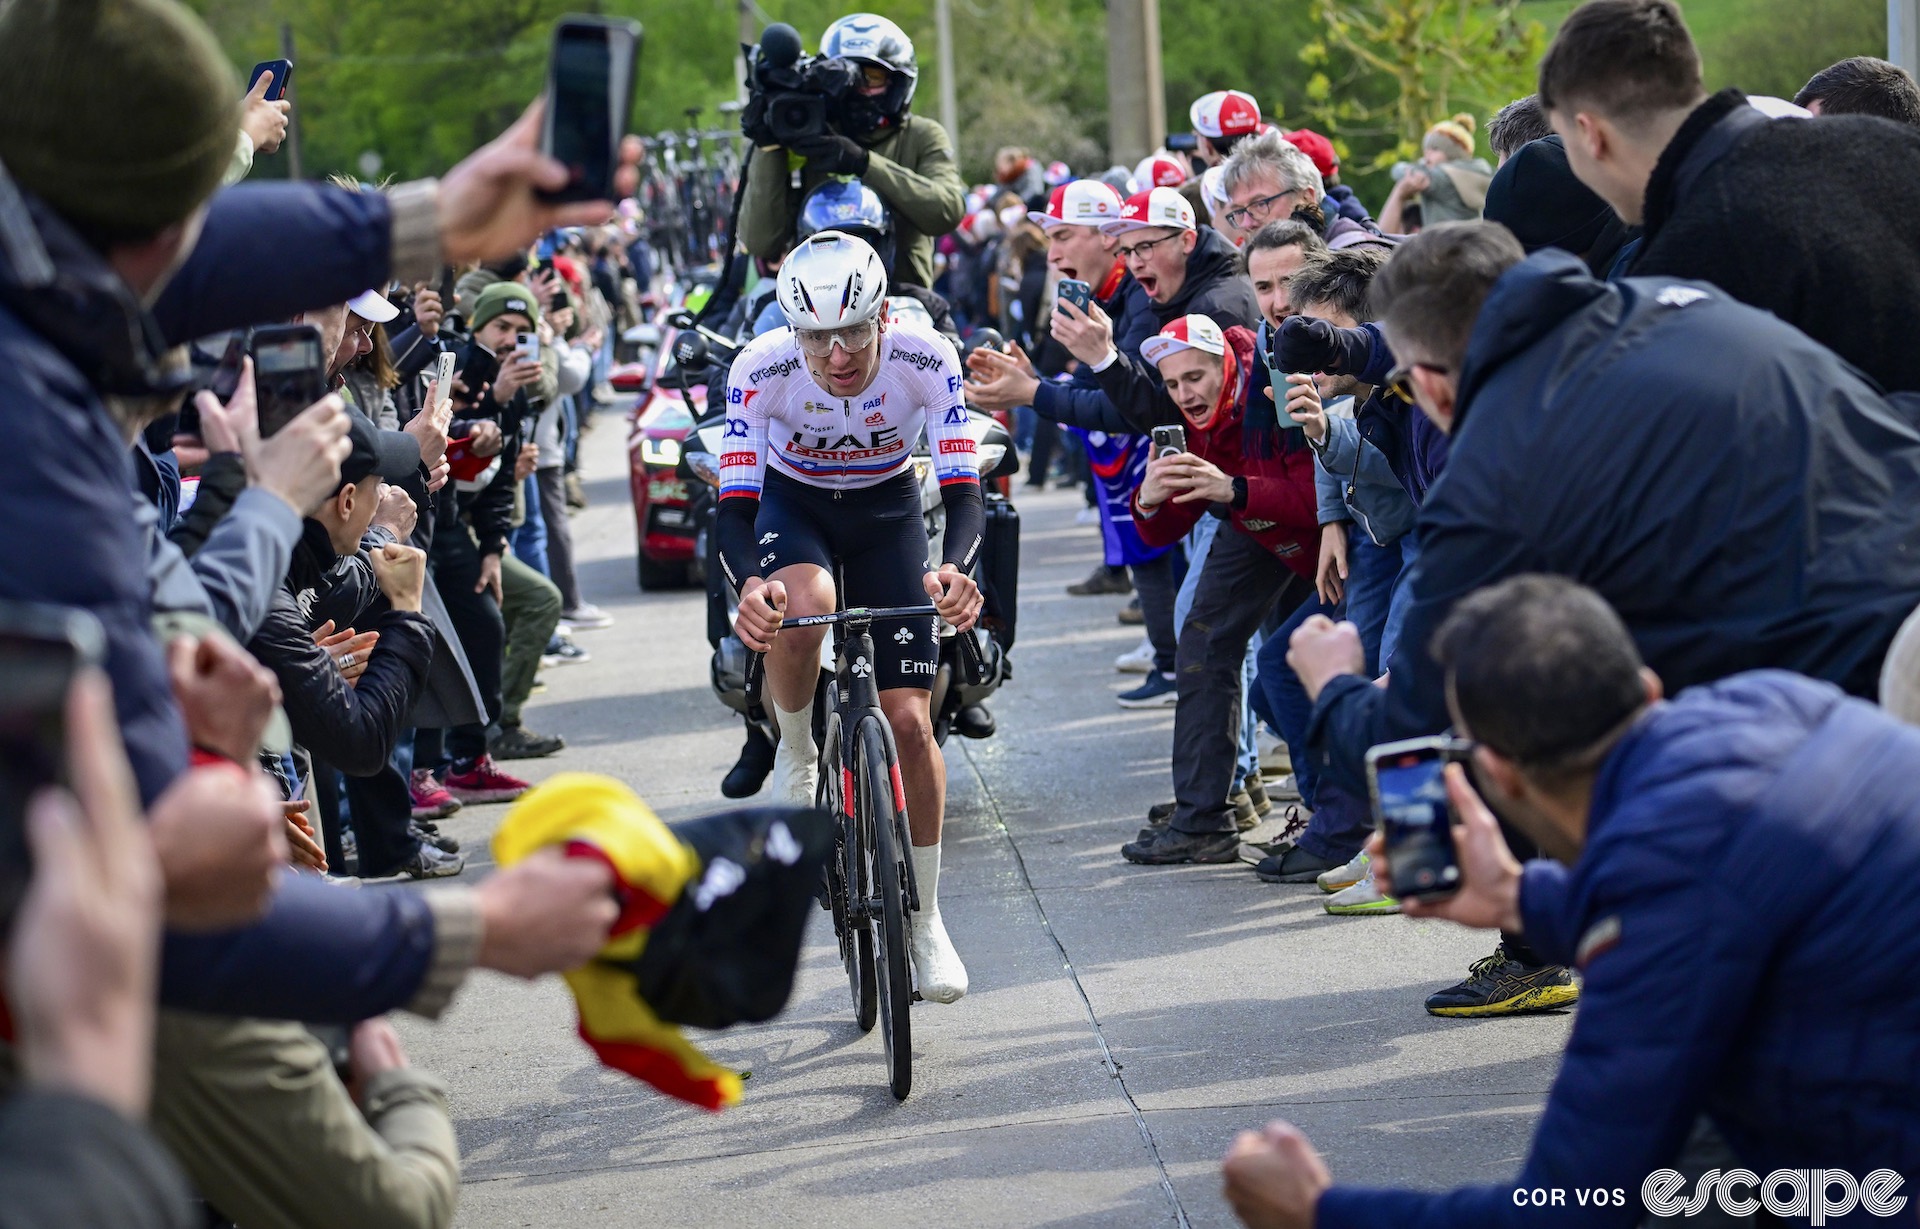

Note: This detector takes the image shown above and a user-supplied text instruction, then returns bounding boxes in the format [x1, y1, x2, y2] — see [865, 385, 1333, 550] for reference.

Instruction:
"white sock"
[911, 841, 941, 916]
[771, 697, 816, 762]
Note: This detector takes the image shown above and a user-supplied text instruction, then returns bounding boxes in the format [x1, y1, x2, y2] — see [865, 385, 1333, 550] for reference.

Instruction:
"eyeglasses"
[1223, 189, 1300, 231]
[1114, 231, 1184, 263]
[794, 318, 880, 357]
[1384, 360, 1449, 404]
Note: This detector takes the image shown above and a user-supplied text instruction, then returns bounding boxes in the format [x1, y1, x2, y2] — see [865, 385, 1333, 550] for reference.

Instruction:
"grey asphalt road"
[396, 411, 1573, 1228]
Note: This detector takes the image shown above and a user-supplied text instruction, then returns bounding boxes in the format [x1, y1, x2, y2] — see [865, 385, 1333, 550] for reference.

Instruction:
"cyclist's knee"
[769, 563, 835, 615]
[880, 691, 934, 747]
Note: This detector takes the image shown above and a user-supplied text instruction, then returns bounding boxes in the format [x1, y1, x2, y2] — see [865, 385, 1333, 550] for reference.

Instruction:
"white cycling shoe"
[768, 701, 818, 805]
[909, 843, 968, 1003]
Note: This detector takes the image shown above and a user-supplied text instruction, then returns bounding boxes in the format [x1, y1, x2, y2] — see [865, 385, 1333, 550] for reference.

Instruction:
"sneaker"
[541, 638, 592, 668]
[443, 755, 531, 804]
[1239, 804, 1313, 863]
[1324, 867, 1400, 915]
[1254, 844, 1347, 883]
[1115, 639, 1155, 674]
[909, 910, 969, 1003]
[561, 602, 615, 630]
[1137, 797, 1246, 842]
[1121, 826, 1241, 865]
[1074, 506, 1100, 525]
[408, 769, 461, 821]
[1145, 799, 1176, 824]
[401, 842, 468, 879]
[1244, 776, 1274, 817]
[1117, 672, 1177, 708]
[1318, 849, 1370, 894]
[1425, 946, 1579, 1017]
[720, 726, 776, 798]
[1067, 565, 1132, 596]
[564, 471, 588, 511]
[491, 724, 565, 760]
[1117, 597, 1145, 626]
[409, 820, 460, 855]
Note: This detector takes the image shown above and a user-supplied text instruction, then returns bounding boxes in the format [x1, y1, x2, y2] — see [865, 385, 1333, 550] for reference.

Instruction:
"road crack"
[959, 742, 1192, 1229]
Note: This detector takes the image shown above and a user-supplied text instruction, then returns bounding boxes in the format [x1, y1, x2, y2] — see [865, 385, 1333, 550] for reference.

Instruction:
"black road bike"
[749, 592, 985, 1100]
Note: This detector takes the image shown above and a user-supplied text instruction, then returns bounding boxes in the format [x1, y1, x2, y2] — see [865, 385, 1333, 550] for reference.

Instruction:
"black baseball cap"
[337, 406, 421, 489]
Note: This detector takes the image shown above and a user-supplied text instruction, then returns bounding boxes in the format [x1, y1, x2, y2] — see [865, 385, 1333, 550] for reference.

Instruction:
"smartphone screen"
[251, 327, 327, 438]
[0, 604, 101, 937]
[539, 19, 641, 204]
[1371, 747, 1461, 900]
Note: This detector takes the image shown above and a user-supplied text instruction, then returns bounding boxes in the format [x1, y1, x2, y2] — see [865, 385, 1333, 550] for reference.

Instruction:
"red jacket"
[1130, 325, 1320, 579]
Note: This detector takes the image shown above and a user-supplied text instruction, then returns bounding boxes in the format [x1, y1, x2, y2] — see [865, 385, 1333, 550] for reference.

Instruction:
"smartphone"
[514, 331, 541, 364]
[1365, 736, 1470, 902]
[455, 343, 500, 408]
[538, 17, 643, 205]
[249, 325, 328, 438]
[247, 59, 293, 101]
[0, 602, 105, 938]
[432, 350, 457, 401]
[1056, 279, 1093, 314]
[1166, 132, 1199, 153]
[178, 331, 249, 440]
[1150, 425, 1187, 458]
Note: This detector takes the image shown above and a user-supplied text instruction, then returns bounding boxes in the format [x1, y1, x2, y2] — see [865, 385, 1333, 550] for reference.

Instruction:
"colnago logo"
[852, 657, 873, 678]
[750, 356, 802, 383]
[1641, 1169, 1906, 1224]
[887, 347, 942, 372]
[938, 438, 977, 455]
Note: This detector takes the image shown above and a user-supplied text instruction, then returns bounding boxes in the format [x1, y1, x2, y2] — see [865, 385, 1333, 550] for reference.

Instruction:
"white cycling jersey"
[718, 317, 979, 502]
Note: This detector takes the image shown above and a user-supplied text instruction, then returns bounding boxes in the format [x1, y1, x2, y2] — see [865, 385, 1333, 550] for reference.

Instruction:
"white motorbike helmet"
[777, 230, 889, 335]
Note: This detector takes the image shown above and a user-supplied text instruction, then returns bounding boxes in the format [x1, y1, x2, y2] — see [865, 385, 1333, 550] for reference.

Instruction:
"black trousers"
[1171, 527, 1306, 835]
[421, 519, 504, 766]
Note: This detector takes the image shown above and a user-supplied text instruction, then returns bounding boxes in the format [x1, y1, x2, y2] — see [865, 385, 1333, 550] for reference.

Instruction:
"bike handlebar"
[745, 604, 989, 696]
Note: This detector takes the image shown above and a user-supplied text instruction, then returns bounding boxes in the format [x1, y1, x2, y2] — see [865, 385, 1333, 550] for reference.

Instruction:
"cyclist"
[718, 230, 983, 1003]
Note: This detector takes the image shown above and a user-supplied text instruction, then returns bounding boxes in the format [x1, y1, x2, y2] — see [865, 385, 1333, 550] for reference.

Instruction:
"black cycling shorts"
[754, 468, 938, 692]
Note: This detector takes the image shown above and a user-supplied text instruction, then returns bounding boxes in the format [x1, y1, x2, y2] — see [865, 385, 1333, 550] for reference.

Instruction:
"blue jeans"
[1342, 528, 1419, 675]
[1255, 591, 1371, 865]
[1175, 516, 1260, 792]
[510, 474, 550, 577]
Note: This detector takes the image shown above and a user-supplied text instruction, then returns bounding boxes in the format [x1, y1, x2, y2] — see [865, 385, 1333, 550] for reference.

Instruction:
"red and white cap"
[1282, 129, 1339, 180]
[1102, 187, 1196, 236]
[1132, 152, 1188, 190]
[1028, 179, 1127, 231]
[1190, 90, 1262, 139]
[1140, 314, 1226, 367]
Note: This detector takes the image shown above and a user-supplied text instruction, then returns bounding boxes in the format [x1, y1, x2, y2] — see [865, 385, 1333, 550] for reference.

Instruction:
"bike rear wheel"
[820, 709, 876, 1032]
[856, 717, 913, 1100]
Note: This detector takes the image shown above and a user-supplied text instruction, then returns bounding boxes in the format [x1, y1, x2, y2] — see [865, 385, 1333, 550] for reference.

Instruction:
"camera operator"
[738, 14, 965, 291]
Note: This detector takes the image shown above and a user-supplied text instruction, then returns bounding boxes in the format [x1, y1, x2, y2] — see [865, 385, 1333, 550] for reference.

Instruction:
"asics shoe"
[1323, 866, 1400, 915]
[1318, 849, 1370, 894]
[1424, 946, 1579, 1017]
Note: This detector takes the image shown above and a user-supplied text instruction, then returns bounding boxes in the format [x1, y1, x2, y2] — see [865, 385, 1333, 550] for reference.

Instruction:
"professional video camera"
[740, 22, 867, 147]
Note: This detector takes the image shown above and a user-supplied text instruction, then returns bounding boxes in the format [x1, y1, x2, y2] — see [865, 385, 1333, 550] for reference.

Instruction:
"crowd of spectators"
[945, 0, 1920, 1221]
[10, 0, 1920, 1224]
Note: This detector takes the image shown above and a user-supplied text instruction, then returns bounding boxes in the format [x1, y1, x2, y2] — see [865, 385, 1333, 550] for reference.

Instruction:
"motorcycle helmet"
[777, 230, 889, 330]
[796, 179, 897, 279]
[821, 13, 917, 125]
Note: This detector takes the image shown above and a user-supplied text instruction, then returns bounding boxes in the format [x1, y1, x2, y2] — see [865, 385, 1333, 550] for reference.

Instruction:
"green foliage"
[183, 0, 1892, 209]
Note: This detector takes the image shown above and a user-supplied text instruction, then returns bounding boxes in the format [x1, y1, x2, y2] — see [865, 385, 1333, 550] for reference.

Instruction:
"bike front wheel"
[856, 716, 913, 1100]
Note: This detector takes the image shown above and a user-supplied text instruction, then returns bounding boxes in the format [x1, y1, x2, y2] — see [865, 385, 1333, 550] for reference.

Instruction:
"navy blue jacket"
[1344, 321, 1449, 505]
[1030, 263, 1156, 435]
[1319, 673, 1920, 1227]
[0, 174, 446, 1022]
[1306, 250, 1920, 795]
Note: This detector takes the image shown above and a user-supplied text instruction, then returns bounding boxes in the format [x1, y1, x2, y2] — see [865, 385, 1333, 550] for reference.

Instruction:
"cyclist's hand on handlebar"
[925, 565, 983, 634]
[734, 577, 787, 651]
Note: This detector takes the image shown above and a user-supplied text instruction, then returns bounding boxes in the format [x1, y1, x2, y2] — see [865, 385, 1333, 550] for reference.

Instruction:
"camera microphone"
[758, 22, 803, 69]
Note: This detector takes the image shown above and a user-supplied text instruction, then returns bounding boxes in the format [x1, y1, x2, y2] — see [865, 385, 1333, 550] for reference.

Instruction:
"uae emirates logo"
[852, 657, 873, 678]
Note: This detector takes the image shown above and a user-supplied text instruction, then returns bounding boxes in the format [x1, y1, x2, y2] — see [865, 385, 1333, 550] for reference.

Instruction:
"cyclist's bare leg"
[881, 685, 967, 1001]
[879, 688, 941, 846]
[763, 563, 833, 715]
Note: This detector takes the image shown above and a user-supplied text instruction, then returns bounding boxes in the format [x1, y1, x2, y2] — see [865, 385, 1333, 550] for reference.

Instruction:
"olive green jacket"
[738, 114, 966, 289]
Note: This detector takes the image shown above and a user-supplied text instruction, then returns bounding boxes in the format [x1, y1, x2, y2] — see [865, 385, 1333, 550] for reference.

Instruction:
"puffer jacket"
[1319, 672, 1920, 1228]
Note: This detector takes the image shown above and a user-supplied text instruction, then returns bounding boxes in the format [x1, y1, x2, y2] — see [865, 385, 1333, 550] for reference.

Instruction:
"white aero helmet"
[778, 230, 889, 331]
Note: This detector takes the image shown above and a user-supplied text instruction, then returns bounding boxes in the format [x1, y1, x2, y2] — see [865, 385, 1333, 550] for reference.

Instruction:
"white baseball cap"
[347, 288, 398, 324]
[1133, 153, 1188, 190]
[1140, 314, 1227, 367]
[1028, 179, 1127, 231]
[1102, 187, 1197, 236]
[1190, 90, 1262, 139]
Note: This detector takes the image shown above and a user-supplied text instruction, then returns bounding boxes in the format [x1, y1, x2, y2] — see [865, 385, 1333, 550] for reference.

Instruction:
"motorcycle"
[680, 352, 1021, 749]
